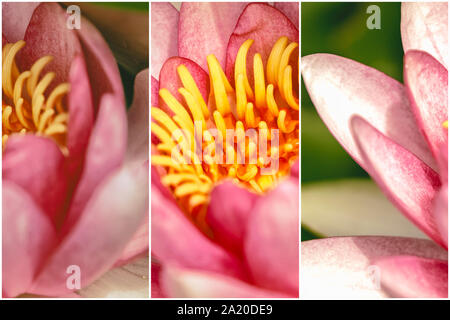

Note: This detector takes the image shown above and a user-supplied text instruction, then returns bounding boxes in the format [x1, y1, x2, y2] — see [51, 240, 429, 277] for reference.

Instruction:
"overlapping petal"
[63, 93, 127, 232]
[127, 69, 149, 163]
[30, 165, 148, 296]
[151, 181, 245, 280]
[351, 116, 443, 247]
[434, 185, 448, 247]
[2, 181, 57, 297]
[404, 50, 448, 164]
[374, 255, 448, 298]
[207, 182, 258, 255]
[67, 55, 94, 175]
[302, 53, 436, 171]
[19, 3, 82, 85]
[151, 2, 179, 78]
[245, 178, 299, 296]
[3, 135, 68, 221]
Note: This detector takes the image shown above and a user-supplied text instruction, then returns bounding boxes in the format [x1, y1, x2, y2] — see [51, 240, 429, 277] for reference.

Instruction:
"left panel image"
[2, 2, 149, 298]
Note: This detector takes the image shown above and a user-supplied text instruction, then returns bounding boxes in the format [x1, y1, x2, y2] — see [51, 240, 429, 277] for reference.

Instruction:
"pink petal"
[151, 76, 160, 145]
[351, 116, 444, 247]
[76, 15, 125, 107]
[30, 165, 148, 296]
[151, 261, 165, 298]
[3, 135, 68, 221]
[437, 144, 448, 184]
[225, 3, 299, 82]
[126, 69, 149, 164]
[63, 93, 127, 233]
[244, 178, 299, 297]
[404, 50, 448, 166]
[151, 181, 245, 280]
[158, 56, 209, 114]
[179, 2, 247, 71]
[151, 164, 173, 201]
[19, 3, 82, 85]
[291, 160, 299, 178]
[3, 181, 57, 297]
[161, 266, 289, 298]
[274, 2, 299, 29]
[67, 55, 94, 176]
[301, 236, 447, 298]
[206, 182, 258, 255]
[434, 185, 448, 247]
[151, 2, 179, 79]
[374, 256, 448, 298]
[115, 216, 149, 266]
[2, 2, 39, 43]
[401, 2, 448, 69]
[151, 76, 159, 106]
[301, 53, 436, 171]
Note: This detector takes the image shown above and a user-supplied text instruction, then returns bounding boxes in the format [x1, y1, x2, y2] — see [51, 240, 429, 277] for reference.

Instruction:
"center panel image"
[151, 2, 300, 298]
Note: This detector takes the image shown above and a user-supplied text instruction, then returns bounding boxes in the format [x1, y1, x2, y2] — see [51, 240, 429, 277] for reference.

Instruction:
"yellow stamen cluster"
[2, 40, 70, 152]
[152, 37, 299, 223]
[443, 120, 448, 129]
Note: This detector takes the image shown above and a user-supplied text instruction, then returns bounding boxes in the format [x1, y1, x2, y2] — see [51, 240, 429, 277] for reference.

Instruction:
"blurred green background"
[301, 2, 404, 240]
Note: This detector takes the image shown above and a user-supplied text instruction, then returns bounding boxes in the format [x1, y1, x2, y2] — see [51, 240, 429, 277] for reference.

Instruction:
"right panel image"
[301, 2, 448, 298]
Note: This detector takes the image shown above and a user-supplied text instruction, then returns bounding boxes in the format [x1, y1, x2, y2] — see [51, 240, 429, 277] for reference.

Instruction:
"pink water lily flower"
[151, 2, 299, 297]
[301, 3, 448, 298]
[3, 2, 148, 297]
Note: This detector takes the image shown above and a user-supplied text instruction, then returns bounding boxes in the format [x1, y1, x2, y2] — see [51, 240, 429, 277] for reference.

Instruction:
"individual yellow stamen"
[234, 39, 254, 100]
[267, 36, 289, 86]
[277, 42, 298, 97]
[245, 102, 256, 128]
[207, 55, 231, 116]
[2, 41, 69, 151]
[151, 36, 299, 221]
[282, 66, 299, 110]
[266, 84, 279, 116]
[179, 88, 206, 131]
[177, 65, 210, 118]
[213, 110, 227, 140]
[236, 74, 247, 120]
[159, 88, 194, 134]
[253, 53, 266, 109]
